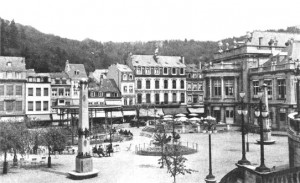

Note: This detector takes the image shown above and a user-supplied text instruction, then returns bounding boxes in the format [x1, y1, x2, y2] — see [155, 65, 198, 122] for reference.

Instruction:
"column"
[221, 107, 225, 123]
[234, 76, 238, 101]
[209, 77, 212, 100]
[221, 77, 224, 100]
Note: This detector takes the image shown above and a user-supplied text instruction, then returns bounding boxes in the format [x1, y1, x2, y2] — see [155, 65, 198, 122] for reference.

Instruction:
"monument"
[68, 79, 99, 179]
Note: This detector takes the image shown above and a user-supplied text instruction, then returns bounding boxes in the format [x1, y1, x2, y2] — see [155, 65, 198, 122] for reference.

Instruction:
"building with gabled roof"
[0, 56, 27, 123]
[64, 60, 88, 106]
[126, 50, 187, 117]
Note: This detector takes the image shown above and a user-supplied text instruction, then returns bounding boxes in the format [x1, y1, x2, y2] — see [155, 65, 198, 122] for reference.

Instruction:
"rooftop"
[49, 72, 69, 79]
[0, 56, 26, 72]
[186, 64, 201, 72]
[130, 55, 186, 68]
[115, 63, 132, 72]
[65, 60, 87, 79]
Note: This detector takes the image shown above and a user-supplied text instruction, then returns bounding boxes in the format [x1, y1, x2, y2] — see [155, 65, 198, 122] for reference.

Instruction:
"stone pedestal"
[76, 157, 93, 173]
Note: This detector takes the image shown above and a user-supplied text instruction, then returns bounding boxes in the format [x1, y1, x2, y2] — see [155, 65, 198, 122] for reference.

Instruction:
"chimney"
[198, 61, 202, 70]
[100, 75, 103, 86]
[180, 56, 185, 64]
[153, 48, 158, 62]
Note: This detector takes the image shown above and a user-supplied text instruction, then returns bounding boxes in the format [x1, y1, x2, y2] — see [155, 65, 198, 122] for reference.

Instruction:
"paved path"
[0, 128, 289, 183]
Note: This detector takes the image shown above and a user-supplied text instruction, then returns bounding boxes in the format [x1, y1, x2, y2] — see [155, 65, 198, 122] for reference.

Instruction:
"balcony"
[249, 62, 295, 74]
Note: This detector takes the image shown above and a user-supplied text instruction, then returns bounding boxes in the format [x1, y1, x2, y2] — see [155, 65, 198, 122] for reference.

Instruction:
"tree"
[9, 19, 19, 48]
[0, 122, 29, 174]
[42, 127, 67, 168]
[154, 128, 169, 168]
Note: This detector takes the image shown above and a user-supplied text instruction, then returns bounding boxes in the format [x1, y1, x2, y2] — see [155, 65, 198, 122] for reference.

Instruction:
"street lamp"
[254, 86, 270, 172]
[154, 107, 157, 125]
[204, 116, 217, 183]
[237, 91, 251, 165]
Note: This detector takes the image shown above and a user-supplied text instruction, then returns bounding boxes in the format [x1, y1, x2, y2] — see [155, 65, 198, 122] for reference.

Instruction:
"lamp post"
[295, 63, 300, 119]
[204, 116, 216, 183]
[254, 87, 270, 172]
[154, 107, 157, 125]
[237, 91, 251, 165]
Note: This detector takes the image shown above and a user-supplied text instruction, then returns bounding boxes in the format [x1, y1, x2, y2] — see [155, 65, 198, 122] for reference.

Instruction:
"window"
[164, 80, 168, 89]
[164, 93, 168, 104]
[155, 68, 159, 74]
[66, 101, 70, 106]
[36, 77, 41, 82]
[32, 77, 36, 82]
[146, 93, 151, 103]
[129, 86, 133, 93]
[16, 85, 22, 95]
[259, 37, 263, 48]
[58, 88, 64, 96]
[28, 88, 33, 96]
[164, 68, 168, 74]
[180, 93, 185, 103]
[146, 68, 150, 74]
[188, 95, 192, 103]
[278, 79, 286, 99]
[172, 80, 177, 89]
[193, 83, 197, 90]
[137, 94, 142, 104]
[129, 74, 133, 80]
[226, 109, 234, 118]
[62, 80, 67, 84]
[58, 100, 64, 105]
[253, 81, 259, 96]
[65, 88, 70, 96]
[155, 80, 159, 89]
[155, 93, 160, 104]
[43, 101, 48, 111]
[36, 88, 41, 96]
[124, 98, 128, 106]
[7, 72, 13, 79]
[213, 79, 221, 97]
[206, 79, 210, 97]
[199, 82, 203, 91]
[129, 98, 133, 105]
[137, 80, 142, 89]
[264, 80, 272, 97]
[0, 85, 3, 96]
[198, 95, 203, 102]
[36, 101, 41, 111]
[74, 70, 79, 75]
[6, 62, 12, 67]
[187, 83, 192, 90]
[0, 72, 4, 78]
[0, 101, 4, 111]
[172, 68, 176, 74]
[52, 89, 57, 96]
[123, 74, 127, 80]
[225, 79, 234, 96]
[172, 93, 177, 103]
[193, 95, 198, 103]
[7, 85, 13, 95]
[44, 88, 49, 96]
[52, 101, 57, 108]
[193, 73, 197, 78]
[106, 93, 111, 97]
[146, 80, 150, 89]
[16, 101, 22, 111]
[280, 112, 286, 121]
[180, 68, 184, 74]
[6, 101, 14, 112]
[180, 80, 184, 89]
[16, 72, 21, 79]
[137, 67, 141, 74]
[124, 86, 128, 93]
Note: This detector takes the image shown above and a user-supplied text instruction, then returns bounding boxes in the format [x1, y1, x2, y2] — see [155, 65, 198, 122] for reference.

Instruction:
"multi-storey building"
[126, 51, 187, 116]
[0, 57, 27, 122]
[186, 63, 205, 115]
[107, 63, 135, 106]
[205, 31, 300, 126]
[25, 71, 51, 125]
[249, 40, 300, 130]
[64, 60, 88, 105]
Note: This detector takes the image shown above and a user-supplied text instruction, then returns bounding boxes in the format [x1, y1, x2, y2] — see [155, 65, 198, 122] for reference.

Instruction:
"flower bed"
[136, 144, 197, 156]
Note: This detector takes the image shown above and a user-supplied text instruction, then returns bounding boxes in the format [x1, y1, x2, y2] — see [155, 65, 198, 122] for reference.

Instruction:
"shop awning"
[91, 111, 123, 118]
[105, 100, 123, 106]
[106, 111, 123, 118]
[123, 110, 136, 116]
[188, 108, 204, 114]
[139, 108, 164, 117]
[51, 114, 70, 121]
[162, 107, 188, 116]
[27, 114, 51, 121]
[0, 116, 25, 123]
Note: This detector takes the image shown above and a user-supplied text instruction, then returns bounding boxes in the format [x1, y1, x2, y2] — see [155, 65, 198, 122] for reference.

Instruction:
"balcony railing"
[249, 62, 295, 74]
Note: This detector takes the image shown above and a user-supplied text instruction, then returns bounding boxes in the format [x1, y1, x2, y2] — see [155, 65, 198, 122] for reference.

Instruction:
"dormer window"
[6, 62, 12, 67]
[36, 77, 41, 82]
[172, 68, 176, 74]
[129, 74, 133, 80]
[154, 68, 159, 75]
[137, 67, 141, 74]
[74, 70, 79, 75]
[28, 77, 33, 82]
[180, 68, 184, 75]
[163, 68, 168, 74]
[146, 67, 150, 74]
[123, 74, 127, 80]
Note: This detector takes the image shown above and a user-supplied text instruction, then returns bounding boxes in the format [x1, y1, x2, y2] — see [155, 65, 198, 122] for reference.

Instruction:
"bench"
[31, 158, 38, 166]
[40, 157, 46, 165]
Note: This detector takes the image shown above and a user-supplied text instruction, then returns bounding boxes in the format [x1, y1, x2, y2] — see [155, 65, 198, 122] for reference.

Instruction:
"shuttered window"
[6, 85, 13, 95]
[16, 85, 22, 95]
[16, 101, 22, 111]
[36, 101, 41, 111]
[0, 85, 4, 96]
[28, 101, 33, 111]
[43, 101, 48, 111]
[6, 101, 14, 112]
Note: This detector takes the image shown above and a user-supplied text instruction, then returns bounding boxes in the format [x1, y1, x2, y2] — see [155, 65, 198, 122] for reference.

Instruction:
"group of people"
[118, 129, 133, 136]
[92, 144, 113, 157]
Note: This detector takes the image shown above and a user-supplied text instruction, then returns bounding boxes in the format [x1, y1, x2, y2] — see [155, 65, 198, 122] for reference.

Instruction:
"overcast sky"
[1, 0, 300, 42]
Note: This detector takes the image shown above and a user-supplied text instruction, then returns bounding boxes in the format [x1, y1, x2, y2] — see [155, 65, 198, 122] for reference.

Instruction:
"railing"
[249, 62, 295, 74]
[204, 63, 241, 71]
